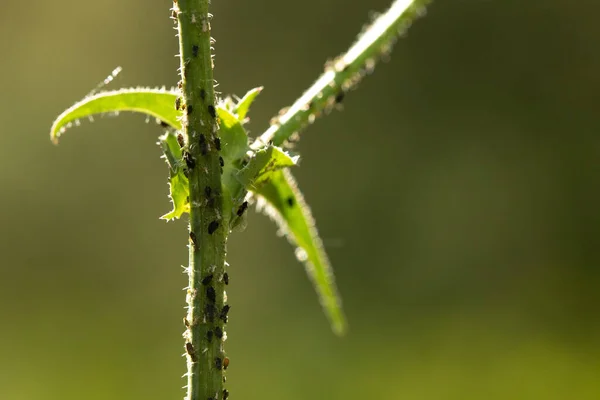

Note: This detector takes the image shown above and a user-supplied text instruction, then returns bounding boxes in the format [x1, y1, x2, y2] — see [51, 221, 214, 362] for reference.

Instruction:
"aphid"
[206, 330, 214, 342]
[187, 105, 193, 114]
[183, 317, 190, 328]
[220, 305, 230, 322]
[223, 357, 230, 370]
[222, 272, 229, 285]
[201, 274, 213, 285]
[214, 137, 221, 151]
[200, 88, 206, 100]
[223, 389, 229, 400]
[189, 232, 197, 246]
[219, 156, 224, 167]
[215, 357, 223, 370]
[335, 91, 345, 104]
[236, 201, 248, 217]
[171, 10, 177, 20]
[199, 133, 208, 155]
[206, 286, 216, 303]
[185, 342, 197, 362]
[208, 220, 219, 235]
[184, 151, 195, 169]
[192, 45, 199, 57]
[159, 120, 169, 128]
[177, 133, 185, 148]
[286, 197, 295, 207]
[178, 80, 183, 89]
[214, 326, 223, 339]
[175, 97, 182, 110]
[208, 105, 216, 118]
[204, 304, 216, 322]
[204, 186, 212, 198]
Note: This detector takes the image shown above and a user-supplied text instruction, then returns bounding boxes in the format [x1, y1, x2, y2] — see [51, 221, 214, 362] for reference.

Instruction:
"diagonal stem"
[173, 1, 229, 400]
[253, 0, 431, 149]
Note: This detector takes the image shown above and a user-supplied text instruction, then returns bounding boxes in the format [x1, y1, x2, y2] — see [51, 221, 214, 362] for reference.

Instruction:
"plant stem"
[174, 1, 228, 400]
[252, 0, 431, 149]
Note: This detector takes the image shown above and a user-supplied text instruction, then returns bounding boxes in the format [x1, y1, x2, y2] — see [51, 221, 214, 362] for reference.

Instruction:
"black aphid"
[189, 232, 197, 246]
[183, 151, 195, 169]
[220, 305, 230, 322]
[206, 330, 213, 342]
[219, 156, 224, 167]
[159, 120, 169, 127]
[223, 389, 229, 400]
[200, 88, 206, 100]
[214, 137, 221, 151]
[222, 272, 229, 285]
[187, 105, 193, 114]
[236, 201, 248, 217]
[201, 274, 213, 285]
[335, 91, 345, 104]
[177, 133, 185, 148]
[204, 304, 216, 322]
[208, 105, 216, 118]
[206, 286, 216, 303]
[215, 357, 222, 370]
[199, 133, 208, 155]
[192, 45, 199, 57]
[175, 97, 182, 110]
[214, 326, 223, 339]
[208, 220, 219, 235]
[286, 197, 295, 207]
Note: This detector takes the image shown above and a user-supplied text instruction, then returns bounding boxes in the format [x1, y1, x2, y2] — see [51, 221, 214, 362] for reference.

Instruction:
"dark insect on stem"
[206, 330, 213, 342]
[204, 186, 212, 198]
[185, 342, 197, 362]
[335, 91, 345, 104]
[223, 389, 229, 400]
[201, 274, 213, 285]
[183, 317, 190, 328]
[286, 197, 295, 207]
[206, 286, 216, 303]
[159, 120, 169, 127]
[219, 156, 224, 167]
[187, 105, 193, 114]
[200, 88, 206, 100]
[175, 97, 182, 110]
[223, 357, 230, 370]
[208, 220, 219, 235]
[214, 326, 223, 339]
[199, 133, 208, 155]
[192, 45, 199, 57]
[215, 357, 223, 370]
[177, 133, 185, 148]
[189, 232, 197, 247]
[236, 201, 248, 217]
[220, 305, 230, 322]
[204, 304, 216, 322]
[208, 105, 216, 118]
[214, 137, 221, 151]
[222, 272, 229, 285]
[183, 151, 195, 169]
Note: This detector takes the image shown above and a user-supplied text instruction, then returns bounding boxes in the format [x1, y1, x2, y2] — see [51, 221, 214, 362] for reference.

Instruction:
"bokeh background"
[1, 0, 599, 399]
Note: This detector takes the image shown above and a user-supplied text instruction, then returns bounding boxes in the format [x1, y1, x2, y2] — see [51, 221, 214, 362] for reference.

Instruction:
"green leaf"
[233, 86, 263, 121]
[158, 132, 189, 221]
[50, 88, 180, 144]
[254, 169, 346, 335]
[216, 107, 250, 161]
[236, 145, 298, 190]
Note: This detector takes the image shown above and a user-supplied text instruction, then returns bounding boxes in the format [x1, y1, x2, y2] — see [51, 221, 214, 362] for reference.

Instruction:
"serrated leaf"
[216, 107, 250, 161]
[237, 145, 298, 190]
[50, 88, 180, 143]
[158, 132, 189, 221]
[254, 169, 346, 335]
[233, 86, 263, 121]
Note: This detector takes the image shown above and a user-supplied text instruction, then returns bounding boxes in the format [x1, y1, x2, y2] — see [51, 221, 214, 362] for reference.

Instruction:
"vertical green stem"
[173, 1, 228, 400]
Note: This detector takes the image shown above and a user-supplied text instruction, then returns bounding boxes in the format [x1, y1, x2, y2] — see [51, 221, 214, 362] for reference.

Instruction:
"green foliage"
[49, 86, 347, 334]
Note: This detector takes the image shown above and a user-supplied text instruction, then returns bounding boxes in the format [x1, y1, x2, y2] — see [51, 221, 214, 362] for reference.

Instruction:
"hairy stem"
[174, 1, 228, 400]
[253, 0, 431, 149]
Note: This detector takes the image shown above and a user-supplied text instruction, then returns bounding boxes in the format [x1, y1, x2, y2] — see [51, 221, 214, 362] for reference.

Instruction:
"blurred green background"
[1, 0, 599, 399]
